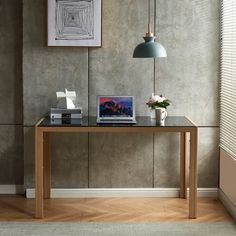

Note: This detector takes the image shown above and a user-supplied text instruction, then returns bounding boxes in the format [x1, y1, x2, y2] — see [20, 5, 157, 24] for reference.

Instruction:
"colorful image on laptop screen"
[99, 97, 133, 117]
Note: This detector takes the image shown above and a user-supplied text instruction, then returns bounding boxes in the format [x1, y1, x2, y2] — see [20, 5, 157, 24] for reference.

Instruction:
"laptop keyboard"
[100, 119, 132, 121]
[98, 119, 136, 124]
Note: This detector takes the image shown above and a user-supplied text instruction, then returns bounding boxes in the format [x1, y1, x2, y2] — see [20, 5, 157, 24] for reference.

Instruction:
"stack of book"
[50, 107, 83, 124]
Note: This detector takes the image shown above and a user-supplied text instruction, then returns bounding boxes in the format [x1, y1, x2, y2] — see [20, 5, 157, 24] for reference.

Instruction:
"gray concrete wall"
[153, 0, 220, 188]
[1, 0, 220, 187]
[0, 0, 23, 184]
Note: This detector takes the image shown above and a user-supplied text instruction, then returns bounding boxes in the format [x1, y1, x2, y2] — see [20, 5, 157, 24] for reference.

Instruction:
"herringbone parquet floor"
[0, 195, 232, 222]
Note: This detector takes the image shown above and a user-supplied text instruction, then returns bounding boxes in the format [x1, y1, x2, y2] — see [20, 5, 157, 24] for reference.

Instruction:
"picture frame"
[47, 0, 102, 47]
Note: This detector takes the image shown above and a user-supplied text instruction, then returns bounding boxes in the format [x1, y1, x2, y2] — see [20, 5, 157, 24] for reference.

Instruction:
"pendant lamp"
[133, 0, 167, 58]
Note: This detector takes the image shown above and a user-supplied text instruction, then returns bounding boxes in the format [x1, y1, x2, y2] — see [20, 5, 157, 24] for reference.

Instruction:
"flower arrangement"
[146, 93, 171, 109]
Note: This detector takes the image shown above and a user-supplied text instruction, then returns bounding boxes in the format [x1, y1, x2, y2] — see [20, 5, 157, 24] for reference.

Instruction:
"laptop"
[97, 96, 136, 124]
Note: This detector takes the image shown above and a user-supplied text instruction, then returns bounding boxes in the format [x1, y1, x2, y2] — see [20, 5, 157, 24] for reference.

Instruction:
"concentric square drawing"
[48, 0, 101, 46]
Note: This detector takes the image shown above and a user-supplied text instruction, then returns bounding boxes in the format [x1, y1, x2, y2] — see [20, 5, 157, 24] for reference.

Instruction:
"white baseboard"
[219, 188, 236, 221]
[0, 185, 24, 194]
[26, 188, 218, 199]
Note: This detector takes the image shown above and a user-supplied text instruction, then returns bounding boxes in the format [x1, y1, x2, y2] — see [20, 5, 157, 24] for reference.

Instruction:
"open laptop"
[97, 96, 136, 124]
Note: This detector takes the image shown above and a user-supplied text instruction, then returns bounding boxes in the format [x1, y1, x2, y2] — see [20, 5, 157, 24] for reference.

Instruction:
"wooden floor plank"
[0, 195, 232, 223]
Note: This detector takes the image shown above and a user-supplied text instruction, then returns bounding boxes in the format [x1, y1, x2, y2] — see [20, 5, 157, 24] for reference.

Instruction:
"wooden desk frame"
[35, 118, 198, 219]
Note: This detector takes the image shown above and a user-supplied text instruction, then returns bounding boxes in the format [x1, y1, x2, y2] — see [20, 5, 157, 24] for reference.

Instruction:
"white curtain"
[220, 0, 236, 159]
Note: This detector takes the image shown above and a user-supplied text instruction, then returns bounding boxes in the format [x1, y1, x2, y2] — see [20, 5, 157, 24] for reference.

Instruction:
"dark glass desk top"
[38, 116, 197, 128]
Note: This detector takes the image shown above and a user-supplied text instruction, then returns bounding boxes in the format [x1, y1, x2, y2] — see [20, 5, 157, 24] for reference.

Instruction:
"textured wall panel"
[87, 0, 155, 188]
[22, 0, 220, 188]
[198, 128, 219, 187]
[23, 0, 88, 126]
[24, 128, 34, 188]
[0, 0, 23, 185]
[154, 133, 180, 188]
[0, 125, 23, 184]
[51, 133, 88, 188]
[89, 133, 153, 187]
[89, 0, 154, 116]
[155, 0, 220, 126]
[0, 0, 22, 124]
[24, 127, 88, 188]
[154, 128, 219, 188]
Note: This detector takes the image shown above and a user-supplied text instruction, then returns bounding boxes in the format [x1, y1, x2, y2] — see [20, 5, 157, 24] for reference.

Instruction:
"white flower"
[149, 93, 166, 103]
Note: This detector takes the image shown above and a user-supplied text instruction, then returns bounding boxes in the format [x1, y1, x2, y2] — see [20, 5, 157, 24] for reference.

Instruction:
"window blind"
[220, 0, 236, 159]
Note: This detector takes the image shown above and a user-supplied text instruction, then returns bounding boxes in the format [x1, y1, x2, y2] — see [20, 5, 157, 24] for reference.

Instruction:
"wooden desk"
[35, 116, 198, 219]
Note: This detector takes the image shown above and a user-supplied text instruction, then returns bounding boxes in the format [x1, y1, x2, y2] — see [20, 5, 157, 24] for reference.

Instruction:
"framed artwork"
[47, 0, 102, 47]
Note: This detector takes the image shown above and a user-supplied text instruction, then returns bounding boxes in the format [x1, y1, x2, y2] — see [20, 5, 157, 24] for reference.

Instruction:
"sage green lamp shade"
[133, 36, 167, 58]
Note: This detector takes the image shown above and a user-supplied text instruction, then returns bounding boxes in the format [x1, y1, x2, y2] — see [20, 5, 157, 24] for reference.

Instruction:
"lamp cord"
[148, 0, 150, 25]
[154, 0, 156, 92]
[154, 0, 157, 36]
[147, 0, 151, 34]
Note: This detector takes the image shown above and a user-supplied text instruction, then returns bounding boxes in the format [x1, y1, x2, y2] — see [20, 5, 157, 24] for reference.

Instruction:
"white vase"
[150, 108, 168, 123]
[150, 109, 156, 119]
[155, 108, 167, 125]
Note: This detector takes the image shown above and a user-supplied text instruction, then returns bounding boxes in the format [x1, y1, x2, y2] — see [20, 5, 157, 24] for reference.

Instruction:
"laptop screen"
[98, 96, 134, 118]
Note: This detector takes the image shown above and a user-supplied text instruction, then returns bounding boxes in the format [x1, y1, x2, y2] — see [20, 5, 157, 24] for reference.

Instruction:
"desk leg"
[35, 128, 44, 218]
[189, 127, 198, 219]
[43, 132, 51, 199]
[180, 132, 188, 199]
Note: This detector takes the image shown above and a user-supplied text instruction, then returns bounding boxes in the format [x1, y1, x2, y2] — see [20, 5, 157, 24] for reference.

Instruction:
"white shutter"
[220, 0, 236, 159]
